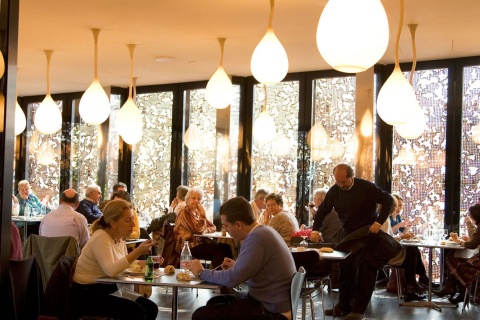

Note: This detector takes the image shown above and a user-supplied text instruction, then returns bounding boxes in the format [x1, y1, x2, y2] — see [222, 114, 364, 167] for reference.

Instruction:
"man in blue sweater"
[310, 163, 395, 320]
[187, 196, 296, 320]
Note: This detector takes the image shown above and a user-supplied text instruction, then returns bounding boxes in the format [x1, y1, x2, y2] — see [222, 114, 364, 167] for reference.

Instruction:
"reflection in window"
[460, 66, 480, 233]
[184, 86, 240, 222]
[25, 102, 62, 208]
[251, 82, 299, 212]
[132, 92, 173, 224]
[309, 77, 356, 194]
[392, 68, 449, 281]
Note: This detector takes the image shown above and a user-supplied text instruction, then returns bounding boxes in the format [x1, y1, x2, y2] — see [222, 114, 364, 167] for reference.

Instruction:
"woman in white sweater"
[72, 199, 159, 320]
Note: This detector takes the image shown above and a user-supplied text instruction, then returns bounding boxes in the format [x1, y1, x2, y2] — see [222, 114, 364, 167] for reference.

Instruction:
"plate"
[445, 240, 460, 246]
[124, 267, 145, 275]
[401, 239, 422, 243]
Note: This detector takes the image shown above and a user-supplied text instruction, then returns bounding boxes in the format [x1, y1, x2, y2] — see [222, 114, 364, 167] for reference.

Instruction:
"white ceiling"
[16, 0, 480, 97]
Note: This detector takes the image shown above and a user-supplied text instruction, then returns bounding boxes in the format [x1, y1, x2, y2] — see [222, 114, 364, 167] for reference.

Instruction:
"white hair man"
[76, 185, 103, 224]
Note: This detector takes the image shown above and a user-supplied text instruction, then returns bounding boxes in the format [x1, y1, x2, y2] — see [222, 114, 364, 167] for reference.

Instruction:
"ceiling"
[15, 0, 480, 97]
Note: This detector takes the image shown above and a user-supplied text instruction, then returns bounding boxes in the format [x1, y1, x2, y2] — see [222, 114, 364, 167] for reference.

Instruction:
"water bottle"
[180, 240, 192, 272]
[145, 256, 154, 281]
[24, 205, 31, 218]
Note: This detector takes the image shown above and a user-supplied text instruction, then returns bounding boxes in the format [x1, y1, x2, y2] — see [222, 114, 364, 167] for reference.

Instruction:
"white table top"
[194, 232, 234, 240]
[399, 240, 465, 249]
[290, 247, 351, 260]
[12, 215, 44, 222]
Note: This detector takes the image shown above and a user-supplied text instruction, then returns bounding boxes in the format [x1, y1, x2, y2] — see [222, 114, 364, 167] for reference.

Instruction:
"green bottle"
[145, 256, 154, 281]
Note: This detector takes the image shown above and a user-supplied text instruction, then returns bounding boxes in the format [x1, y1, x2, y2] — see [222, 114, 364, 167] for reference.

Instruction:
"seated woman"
[174, 187, 232, 268]
[434, 204, 480, 306]
[381, 196, 428, 301]
[71, 199, 159, 320]
[263, 193, 299, 246]
[111, 190, 140, 240]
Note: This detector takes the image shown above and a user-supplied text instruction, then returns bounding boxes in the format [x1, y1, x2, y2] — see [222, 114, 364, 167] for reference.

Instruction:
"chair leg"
[394, 268, 402, 305]
[302, 295, 307, 320]
[462, 283, 471, 312]
[309, 295, 315, 320]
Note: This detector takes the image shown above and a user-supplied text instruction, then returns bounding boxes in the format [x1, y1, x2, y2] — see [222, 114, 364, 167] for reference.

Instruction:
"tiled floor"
[150, 284, 480, 320]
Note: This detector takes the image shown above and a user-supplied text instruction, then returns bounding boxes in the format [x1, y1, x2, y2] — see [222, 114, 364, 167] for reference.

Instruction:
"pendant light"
[251, 0, 288, 85]
[316, 0, 389, 73]
[377, 0, 417, 125]
[15, 100, 26, 135]
[253, 85, 276, 143]
[205, 38, 234, 109]
[184, 123, 202, 150]
[116, 44, 143, 145]
[34, 50, 62, 135]
[79, 29, 111, 125]
[306, 121, 328, 149]
[395, 24, 427, 139]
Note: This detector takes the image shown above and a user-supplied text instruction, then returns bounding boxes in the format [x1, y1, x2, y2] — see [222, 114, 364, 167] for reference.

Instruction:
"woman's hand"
[450, 232, 459, 241]
[136, 239, 154, 256]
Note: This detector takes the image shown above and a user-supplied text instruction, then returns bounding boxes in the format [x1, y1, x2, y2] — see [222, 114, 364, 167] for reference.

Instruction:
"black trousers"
[192, 294, 288, 320]
[71, 282, 158, 320]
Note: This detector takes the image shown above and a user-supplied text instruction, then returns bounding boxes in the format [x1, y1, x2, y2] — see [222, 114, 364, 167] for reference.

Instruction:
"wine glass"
[300, 236, 309, 250]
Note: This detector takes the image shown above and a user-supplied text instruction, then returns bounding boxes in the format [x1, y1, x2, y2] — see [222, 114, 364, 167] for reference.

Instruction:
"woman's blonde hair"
[90, 199, 133, 234]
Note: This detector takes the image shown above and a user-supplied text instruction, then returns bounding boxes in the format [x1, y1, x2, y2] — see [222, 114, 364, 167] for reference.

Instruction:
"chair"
[291, 266, 306, 320]
[41, 255, 78, 319]
[23, 234, 80, 291]
[9, 256, 44, 320]
[462, 272, 480, 312]
[160, 223, 179, 268]
[381, 265, 403, 305]
[291, 250, 333, 320]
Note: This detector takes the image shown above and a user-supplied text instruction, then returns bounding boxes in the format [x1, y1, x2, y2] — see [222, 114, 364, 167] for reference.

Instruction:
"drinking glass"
[300, 236, 309, 249]
[24, 206, 31, 218]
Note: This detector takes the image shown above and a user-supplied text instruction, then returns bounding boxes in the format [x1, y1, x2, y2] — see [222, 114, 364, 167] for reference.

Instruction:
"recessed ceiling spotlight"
[188, 61, 197, 64]
[154, 56, 173, 63]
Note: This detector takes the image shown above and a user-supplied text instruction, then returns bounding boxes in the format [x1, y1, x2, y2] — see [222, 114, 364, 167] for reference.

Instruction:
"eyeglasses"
[265, 203, 278, 208]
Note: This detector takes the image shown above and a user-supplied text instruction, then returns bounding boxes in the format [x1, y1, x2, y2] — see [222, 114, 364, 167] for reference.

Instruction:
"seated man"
[187, 196, 296, 320]
[98, 182, 127, 211]
[249, 188, 268, 223]
[76, 185, 103, 224]
[40, 189, 90, 249]
[263, 193, 299, 246]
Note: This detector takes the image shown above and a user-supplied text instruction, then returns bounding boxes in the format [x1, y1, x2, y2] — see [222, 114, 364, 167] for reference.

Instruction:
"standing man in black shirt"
[311, 164, 394, 320]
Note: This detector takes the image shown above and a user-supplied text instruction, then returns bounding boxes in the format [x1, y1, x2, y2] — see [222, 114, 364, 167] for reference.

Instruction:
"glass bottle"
[180, 240, 192, 272]
[145, 256, 154, 281]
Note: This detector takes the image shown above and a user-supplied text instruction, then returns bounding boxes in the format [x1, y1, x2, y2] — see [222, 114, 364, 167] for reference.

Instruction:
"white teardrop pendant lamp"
[15, 100, 26, 135]
[34, 50, 62, 135]
[205, 38, 234, 109]
[377, 0, 417, 125]
[184, 123, 202, 150]
[79, 29, 111, 125]
[251, 0, 288, 85]
[116, 44, 143, 145]
[253, 85, 276, 143]
[316, 0, 389, 73]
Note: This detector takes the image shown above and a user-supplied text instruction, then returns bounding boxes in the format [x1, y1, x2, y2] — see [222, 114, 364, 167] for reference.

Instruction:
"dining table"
[399, 239, 465, 311]
[290, 247, 351, 260]
[195, 231, 240, 259]
[12, 215, 44, 242]
[96, 268, 218, 320]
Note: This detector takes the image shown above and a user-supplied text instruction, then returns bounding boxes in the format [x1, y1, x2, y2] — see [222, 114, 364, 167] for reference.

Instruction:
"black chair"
[9, 256, 44, 320]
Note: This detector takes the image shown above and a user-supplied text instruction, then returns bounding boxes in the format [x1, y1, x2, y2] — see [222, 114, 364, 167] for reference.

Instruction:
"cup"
[149, 255, 161, 270]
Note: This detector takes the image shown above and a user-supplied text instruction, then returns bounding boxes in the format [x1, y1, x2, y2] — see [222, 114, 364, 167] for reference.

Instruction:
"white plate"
[445, 240, 460, 246]
[124, 267, 145, 275]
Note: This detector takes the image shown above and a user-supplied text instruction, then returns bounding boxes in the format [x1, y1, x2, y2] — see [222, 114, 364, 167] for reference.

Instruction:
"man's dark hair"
[176, 185, 189, 201]
[333, 163, 354, 178]
[265, 193, 284, 207]
[60, 191, 79, 204]
[219, 196, 255, 225]
[110, 190, 132, 203]
[113, 182, 127, 192]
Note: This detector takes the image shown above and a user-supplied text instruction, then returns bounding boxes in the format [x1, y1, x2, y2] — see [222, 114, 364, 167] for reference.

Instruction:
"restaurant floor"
[150, 284, 480, 320]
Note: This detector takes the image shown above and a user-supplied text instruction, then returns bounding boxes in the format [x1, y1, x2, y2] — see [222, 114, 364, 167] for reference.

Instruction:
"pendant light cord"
[127, 44, 136, 99]
[44, 50, 53, 95]
[393, 0, 404, 68]
[217, 38, 226, 67]
[267, 0, 275, 30]
[408, 24, 418, 84]
[92, 29, 100, 80]
[263, 84, 268, 112]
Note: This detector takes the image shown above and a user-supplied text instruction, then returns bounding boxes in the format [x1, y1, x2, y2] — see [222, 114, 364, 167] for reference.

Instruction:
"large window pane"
[392, 67, 449, 280]
[251, 82, 299, 211]
[183, 86, 240, 222]
[132, 92, 173, 225]
[460, 65, 480, 233]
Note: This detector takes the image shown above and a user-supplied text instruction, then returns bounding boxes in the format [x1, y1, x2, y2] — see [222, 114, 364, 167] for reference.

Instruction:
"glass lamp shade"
[253, 110, 277, 143]
[79, 79, 111, 125]
[360, 109, 373, 137]
[317, 0, 389, 73]
[205, 66, 234, 109]
[251, 28, 289, 85]
[306, 122, 328, 149]
[34, 94, 62, 135]
[116, 97, 143, 145]
[471, 124, 480, 144]
[184, 124, 202, 150]
[395, 102, 427, 139]
[15, 101, 27, 135]
[377, 67, 418, 125]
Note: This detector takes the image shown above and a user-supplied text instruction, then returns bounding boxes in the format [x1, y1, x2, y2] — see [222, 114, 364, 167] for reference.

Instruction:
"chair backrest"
[160, 223, 179, 268]
[42, 255, 78, 320]
[23, 234, 80, 291]
[291, 266, 306, 320]
[9, 256, 44, 320]
[291, 250, 320, 275]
